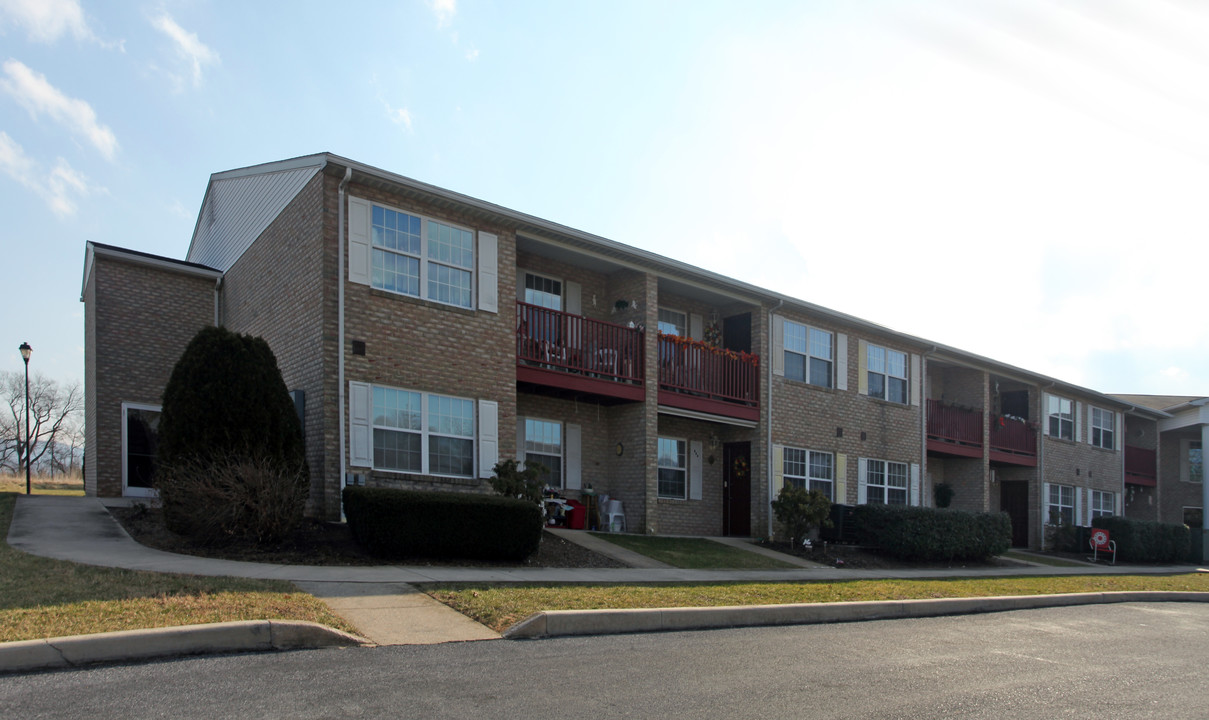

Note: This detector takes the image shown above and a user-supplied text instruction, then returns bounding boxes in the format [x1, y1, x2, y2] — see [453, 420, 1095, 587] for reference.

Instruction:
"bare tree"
[0, 372, 82, 477]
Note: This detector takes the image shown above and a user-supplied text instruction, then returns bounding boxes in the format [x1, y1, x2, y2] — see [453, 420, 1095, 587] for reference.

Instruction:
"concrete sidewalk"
[4, 495, 1206, 673]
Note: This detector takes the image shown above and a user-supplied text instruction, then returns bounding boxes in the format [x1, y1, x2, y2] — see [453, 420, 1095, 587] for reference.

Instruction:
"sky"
[0, 0, 1206, 399]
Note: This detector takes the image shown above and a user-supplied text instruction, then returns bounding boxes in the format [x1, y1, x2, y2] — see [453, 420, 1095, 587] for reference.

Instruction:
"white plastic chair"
[604, 499, 626, 533]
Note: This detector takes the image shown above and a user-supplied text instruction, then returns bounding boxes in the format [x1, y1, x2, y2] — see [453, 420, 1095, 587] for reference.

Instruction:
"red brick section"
[84, 256, 215, 496]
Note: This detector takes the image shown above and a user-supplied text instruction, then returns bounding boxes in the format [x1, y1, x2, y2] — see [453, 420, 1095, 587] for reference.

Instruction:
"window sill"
[780, 377, 839, 394]
[366, 286, 478, 316]
[656, 496, 690, 503]
[862, 395, 912, 409]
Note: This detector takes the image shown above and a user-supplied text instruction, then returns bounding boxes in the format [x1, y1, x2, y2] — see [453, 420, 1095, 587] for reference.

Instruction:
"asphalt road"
[2, 602, 1206, 719]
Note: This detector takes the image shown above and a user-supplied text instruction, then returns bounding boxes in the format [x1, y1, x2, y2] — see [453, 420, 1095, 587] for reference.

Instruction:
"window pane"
[808, 357, 832, 388]
[867, 345, 885, 373]
[658, 468, 686, 498]
[524, 273, 562, 310]
[785, 352, 806, 383]
[868, 373, 885, 400]
[784, 322, 807, 354]
[886, 350, 906, 379]
[429, 395, 474, 437]
[657, 309, 686, 337]
[809, 451, 833, 481]
[809, 479, 833, 501]
[888, 376, 907, 404]
[126, 408, 160, 489]
[784, 448, 807, 478]
[430, 436, 473, 476]
[427, 221, 473, 269]
[428, 263, 472, 307]
[1190, 442, 1203, 483]
[808, 328, 831, 360]
[373, 207, 420, 255]
[374, 428, 421, 472]
[526, 452, 562, 487]
[373, 388, 421, 430]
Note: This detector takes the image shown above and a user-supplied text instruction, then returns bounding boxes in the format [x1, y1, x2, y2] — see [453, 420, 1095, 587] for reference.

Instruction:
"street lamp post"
[19, 343, 31, 495]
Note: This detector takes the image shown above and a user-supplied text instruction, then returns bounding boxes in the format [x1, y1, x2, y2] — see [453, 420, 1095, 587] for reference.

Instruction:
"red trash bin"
[566, 499, 586, 530]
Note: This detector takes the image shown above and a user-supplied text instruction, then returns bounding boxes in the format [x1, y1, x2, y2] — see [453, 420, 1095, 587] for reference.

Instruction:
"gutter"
[337, 167, 353, 521]
[921, 345, 937, 507]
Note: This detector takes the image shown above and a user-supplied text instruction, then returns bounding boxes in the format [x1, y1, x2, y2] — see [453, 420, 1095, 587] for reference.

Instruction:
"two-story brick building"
[81, 153, 1206, 552]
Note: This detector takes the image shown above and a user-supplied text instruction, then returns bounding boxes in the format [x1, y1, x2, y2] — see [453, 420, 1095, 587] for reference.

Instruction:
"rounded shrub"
[155, 326, 308, 544]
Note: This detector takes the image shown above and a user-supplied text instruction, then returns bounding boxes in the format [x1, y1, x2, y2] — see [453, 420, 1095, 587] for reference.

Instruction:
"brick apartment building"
[81, 153, 1209, 550]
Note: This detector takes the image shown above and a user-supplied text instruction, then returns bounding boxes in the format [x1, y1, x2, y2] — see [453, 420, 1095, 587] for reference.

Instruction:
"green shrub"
[933, 482, 954, 508]
[771, 484, 832, 547]
[488, 458, 547, 505]
[156, 326, 307, 543]
[851, 504, 1010, 562]
[343, 486, 543, 561]
[1091, 516, 1190, 563]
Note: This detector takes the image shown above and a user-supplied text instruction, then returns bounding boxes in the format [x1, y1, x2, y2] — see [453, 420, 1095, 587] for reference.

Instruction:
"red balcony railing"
[657, 333, 759, 419]
[927, 399, 983, 448]
[1125, 445, 1157, 486]
[516, 301, 644, 385]
[990, 415, 1037, 462]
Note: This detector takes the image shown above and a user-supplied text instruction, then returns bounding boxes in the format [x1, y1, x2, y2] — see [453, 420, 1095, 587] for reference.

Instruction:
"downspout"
[921, 346, 936, 507]
[1038, 381, 1054, 549]
[766, 299, 783, 538]
[213, 276, 223, 326]
[337, 167, 353, 521]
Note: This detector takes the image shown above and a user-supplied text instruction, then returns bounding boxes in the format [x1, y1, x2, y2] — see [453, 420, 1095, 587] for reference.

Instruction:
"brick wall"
[1158, 427, 1202, 525]
[1039, 394, 1126, 547]
[86, 256, 214, 496]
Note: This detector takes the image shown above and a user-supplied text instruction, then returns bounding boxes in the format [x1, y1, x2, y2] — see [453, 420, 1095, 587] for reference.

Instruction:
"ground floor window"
[657, 437, 687, 499]
[1047, 483, 1075, 525]
[372, 386, 474, 477]
[784, 448, 834, 500]
[865, 459, 907, 505]
[1184, 507, 1203, 529]
[122, 403, 161, 496]
[1090, 490, 1115, 519]
[522, 418, 563, 488]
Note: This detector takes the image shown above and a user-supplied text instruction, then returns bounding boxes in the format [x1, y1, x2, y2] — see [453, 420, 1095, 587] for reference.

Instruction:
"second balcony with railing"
[516, 301, 645, 401]
[926, 398, 1037, 465]
[657, 333, 760, 422]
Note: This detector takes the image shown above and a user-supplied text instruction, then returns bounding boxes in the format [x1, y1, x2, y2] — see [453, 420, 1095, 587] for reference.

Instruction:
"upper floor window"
[867, 344, 907, 404]
[657, 437, 687, 499]
[1047, 395, 1074, 441]
[1047, 483, 1074, 525]
[784, 448, 834, 501]
[658, 308, 686, 337]
[865, 459, 907, 505]
[523, 272, 562, 310]
[784, 321, 833, 388]
[1184, 440, 1204, 483]
[371, 204, 474, 308]
[522, 418, 563, 488]
[372, 386, 474, 477]
[1090, 407, 1115, 449]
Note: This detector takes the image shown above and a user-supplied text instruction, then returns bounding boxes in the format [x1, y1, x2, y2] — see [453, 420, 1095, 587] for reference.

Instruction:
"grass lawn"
[0, 493, 357, 642]
[427, 574, 1209, 633]
[0, 475, 84, 496]
[590, 533, 798, 569]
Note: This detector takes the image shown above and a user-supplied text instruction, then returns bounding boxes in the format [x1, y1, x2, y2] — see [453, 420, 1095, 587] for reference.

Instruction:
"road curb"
[0, 620, 370, 674]
[503, 590, 1209, 639]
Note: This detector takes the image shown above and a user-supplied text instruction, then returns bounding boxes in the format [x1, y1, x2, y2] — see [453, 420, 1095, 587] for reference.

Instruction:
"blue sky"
[1, 0, 1206, 398]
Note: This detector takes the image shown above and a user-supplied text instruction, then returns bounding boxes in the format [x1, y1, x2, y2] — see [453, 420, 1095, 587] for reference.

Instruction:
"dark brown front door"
[1000, 480, 1030, 547]
[723, 442, 751, 536]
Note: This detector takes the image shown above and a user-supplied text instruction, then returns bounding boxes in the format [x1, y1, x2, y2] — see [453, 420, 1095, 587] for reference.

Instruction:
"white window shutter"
[565, 423, 582, 490]
[477, 232, 498, 313]
[835, 454, 847, 504]
[858, 340, 869, 395]
[1115, 411, 1123, 451]
[1075, 487, 1083, 526]
[857, 458, 868, 504]
[689, 440, 703, 500]
[347, 197, 371, 286]
[348, 381, 371, 467]
[836, 333, 848, 390]
[910, 463, 921, 506]
[772, 445, 784, 494]
[477, 399, 498, 479]
[910, 354, 921, 407]
[772, 315, 785, 376]
[566, 280, 582, 316]
[690, 313, 703, 342]
[1075, 402, 1083, 443]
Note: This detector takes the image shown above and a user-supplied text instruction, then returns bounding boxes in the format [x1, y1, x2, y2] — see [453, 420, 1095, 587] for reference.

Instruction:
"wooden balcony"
[1125, 445, 1157, 487]
[516, 301, 644, 402]
[657, 334, 759, 422]
[990, 415, 1037, 466]
[926, 399, 983, 458]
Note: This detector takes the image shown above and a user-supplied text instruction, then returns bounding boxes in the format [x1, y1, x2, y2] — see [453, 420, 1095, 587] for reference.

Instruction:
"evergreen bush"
[771, 484, 832, 547]
[1090, 516, 1190, 563]
[850, 504, 1010, 562]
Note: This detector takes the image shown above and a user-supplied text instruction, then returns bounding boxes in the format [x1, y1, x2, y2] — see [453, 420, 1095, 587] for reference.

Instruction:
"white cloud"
[150, 12, 219, 88]
[465, 48, 479, 62]
[0, 131, 101, 216]
[0, 59, 118, 160]
[385, 103, 413, 132]
[0, 0, 95, 43]
[429, 0, 456, 27]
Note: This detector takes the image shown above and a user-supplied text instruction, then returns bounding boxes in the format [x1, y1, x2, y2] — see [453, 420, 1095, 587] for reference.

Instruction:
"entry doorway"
[723, 441, 751, 536]
[999, 480, 1030, 547]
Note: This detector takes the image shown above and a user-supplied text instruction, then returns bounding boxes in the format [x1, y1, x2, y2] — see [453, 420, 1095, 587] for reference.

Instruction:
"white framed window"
[867, 344, 907, 404]
[372, 386, 474, 477]
[657, 437, 687, 499]
[522, 272, 562, 310]
[1090, 407, 1115, 449]
[522, 418, 563, 488]
[1047, 483, 1075, 525]
[784, 321, 833, 388]
[657, 308, 686, 337]
[1090, 490, 1115, 519]
[865, 459, 908, 505]
[784, 448, 834, 501]
[371, 203, 474, 308]
[1047, 395, 1074, 441]
[121, 402, 161, 498]
[1182, 439, 1203, 483]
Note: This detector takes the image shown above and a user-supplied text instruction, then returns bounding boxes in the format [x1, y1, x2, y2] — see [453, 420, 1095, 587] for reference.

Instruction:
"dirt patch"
[109, 505, 628, 569]
[761, 540, 1025, 571]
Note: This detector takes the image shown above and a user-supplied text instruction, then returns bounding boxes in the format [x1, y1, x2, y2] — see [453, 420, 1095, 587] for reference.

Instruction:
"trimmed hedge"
[850, 504, 1011, 562]
[343, 487, 543, 561]
[1090, 516, 1190, 563]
